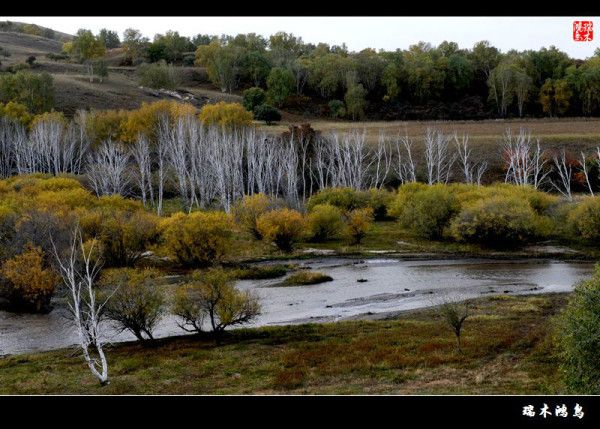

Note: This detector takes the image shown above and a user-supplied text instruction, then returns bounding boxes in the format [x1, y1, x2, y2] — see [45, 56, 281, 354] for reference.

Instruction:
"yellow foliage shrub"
[0, 244, 58, 312]
[256, 208, 305, 252]
[160, 211, 234, 266]
[198, 102, 253, 128]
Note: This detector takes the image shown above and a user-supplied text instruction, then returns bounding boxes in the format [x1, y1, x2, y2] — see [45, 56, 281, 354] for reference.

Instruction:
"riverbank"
[230, 220, 600, 264]
[0, 293, 570, 394]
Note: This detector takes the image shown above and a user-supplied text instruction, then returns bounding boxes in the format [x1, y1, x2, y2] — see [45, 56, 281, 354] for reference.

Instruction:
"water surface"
[0, 258, 593, 355]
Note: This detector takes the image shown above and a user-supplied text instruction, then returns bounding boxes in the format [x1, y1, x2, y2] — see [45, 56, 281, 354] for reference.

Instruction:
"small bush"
[198, 102, 253, 128]
[256, 208, 305, 252]
[172, 268, 260, 333]
[307, 188, 368, 214]
[556, 264, 600, 394]
[160, 211, 234, 267]
[346, 207, 374, 244]
[254, 104, 281, 125]
[283, 270, 333, 286]
[307, 204, 344, 242]
[138, 60, 181, 90]
[328, 100, 346, 118]
[0, 244, 58, 313]
[391, 184, 459, 239]
[101, 268, 165, 341]
[83, 209, 159, 267]
[232, 193, 274, 240]
[364, 188, 395, 220]
[233, 264, 289, 280]
[242, 87, 266, 112]
[567, 196, 600, 242]
[450, 195, 540, 246]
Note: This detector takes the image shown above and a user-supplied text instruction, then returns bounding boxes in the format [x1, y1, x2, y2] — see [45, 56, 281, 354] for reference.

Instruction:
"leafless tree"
[52, 227, 110, 386]
[393, 133, 417, 184]
[0, 117, 25, 178]
[551, 148, 573, 200]
[424, 128, 456, 184]
[86, 140, 131, 196]
[131, 135, 154, 207]
[454, 133, 487, 185]
[579, 151, 594, 196]
[503, 128, 548, 188]
[369, 132, 393, 189]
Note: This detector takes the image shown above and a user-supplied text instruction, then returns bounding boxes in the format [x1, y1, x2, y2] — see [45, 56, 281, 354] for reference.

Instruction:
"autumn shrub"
[91, 209, 160, 267]
[390, 183, 459, 239]
[159, 211, 234, 267]
[198, 102, 253, 128]
[232, 193, 274, 239]
[450, 195, 541, 246]
[0, 101, 32, 126]
[346, 207, 374, 244]
[256, 208, 305, 252]
[308, 187, 393, 221]
[306, 204, 344, 242]
[567, 196, 600, 242]
[101, 268, 165, 341]
[307, 188, 368, 214]
[172, 268, 260, 333]
[120, 100, 197, 143]
[0, 244, 58, 312]
[555, 264, 600, 394]
[86, 109, 129, 145]
[364, 188, 395, 220]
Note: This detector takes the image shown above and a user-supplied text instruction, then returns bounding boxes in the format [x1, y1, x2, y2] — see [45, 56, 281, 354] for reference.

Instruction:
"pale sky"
[3, 16, 600, 59]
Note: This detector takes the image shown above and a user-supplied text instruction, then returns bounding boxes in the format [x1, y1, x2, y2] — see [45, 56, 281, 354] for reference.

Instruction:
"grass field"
[0, 293, 568, 394]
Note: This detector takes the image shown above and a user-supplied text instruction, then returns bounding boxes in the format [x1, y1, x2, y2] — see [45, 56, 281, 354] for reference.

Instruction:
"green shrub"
[253, 104, 281, 124]
[172, 268, 260, 333]
[138, 60, 181, 90]
[242, 87, 266, 112]
[391, 184, 459, 239]
[101, 268, 165, 341]
[0, 71, 54, 113]
[450, 195, 540, 246]
[307, 204, 344, 242]
[556, 264, 600, 393]
[328, 100, 346, 118]
[567, 196, 600, 242]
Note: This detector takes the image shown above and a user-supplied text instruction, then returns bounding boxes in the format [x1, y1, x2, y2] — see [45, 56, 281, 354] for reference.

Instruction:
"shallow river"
[0, 257, 594, 355]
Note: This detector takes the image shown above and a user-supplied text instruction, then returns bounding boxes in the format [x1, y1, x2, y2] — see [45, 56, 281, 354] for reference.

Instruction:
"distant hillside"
[0, 20, 73, 42]
[0, 31, 64, 59]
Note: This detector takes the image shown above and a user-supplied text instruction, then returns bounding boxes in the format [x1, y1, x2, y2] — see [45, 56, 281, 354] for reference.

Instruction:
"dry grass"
[0, 293, 569, 394]
[281, 270, 333, 286]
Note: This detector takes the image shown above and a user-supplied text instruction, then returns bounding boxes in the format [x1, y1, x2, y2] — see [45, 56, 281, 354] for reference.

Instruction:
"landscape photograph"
[1, 14, 600, 405]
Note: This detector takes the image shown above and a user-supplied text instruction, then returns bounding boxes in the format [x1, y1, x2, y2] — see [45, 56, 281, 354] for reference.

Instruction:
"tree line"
[58, 27, 600, 120]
